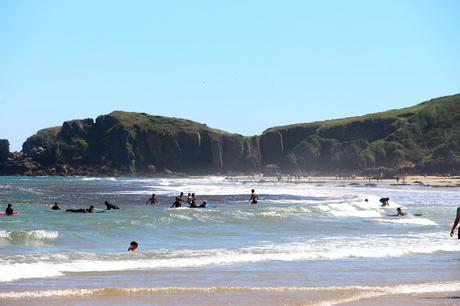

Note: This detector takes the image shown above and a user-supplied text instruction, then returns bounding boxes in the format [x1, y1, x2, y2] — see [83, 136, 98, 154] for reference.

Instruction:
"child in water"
[128, 241, 138, 252]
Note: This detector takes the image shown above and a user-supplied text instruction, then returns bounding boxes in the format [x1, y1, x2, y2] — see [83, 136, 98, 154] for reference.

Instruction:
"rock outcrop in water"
[2, 93, 460, 176]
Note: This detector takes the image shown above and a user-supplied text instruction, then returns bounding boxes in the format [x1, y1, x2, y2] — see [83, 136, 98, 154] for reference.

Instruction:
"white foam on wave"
[1, 281, 460, 300]
[81, 177, 117, 181]
[315, 200, 382, 218]
[0, 232, 456, 282]
[376, 217, 438, 226]
[0, 230, 59, 241]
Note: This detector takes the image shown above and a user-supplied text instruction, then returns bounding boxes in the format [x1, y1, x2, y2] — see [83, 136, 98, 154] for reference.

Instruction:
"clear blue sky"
[1, 0, 459, 151]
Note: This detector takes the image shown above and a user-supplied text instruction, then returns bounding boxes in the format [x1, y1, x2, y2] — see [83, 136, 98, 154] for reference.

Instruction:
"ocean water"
[1, 176, 460, 305]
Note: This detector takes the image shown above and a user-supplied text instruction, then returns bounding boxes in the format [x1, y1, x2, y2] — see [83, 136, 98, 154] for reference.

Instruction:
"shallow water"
[0, 176, 459, 304]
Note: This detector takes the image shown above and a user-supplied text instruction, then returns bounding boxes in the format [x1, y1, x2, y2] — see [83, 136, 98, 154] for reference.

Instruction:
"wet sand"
[3, 285, 460, 306]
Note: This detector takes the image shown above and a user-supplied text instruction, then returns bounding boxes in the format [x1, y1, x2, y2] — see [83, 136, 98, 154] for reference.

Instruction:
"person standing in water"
[178, 192, 184, 204]
[145, 194, 159, 204]
[249, 189, 258, 204]
[171, 197, 182, 208]
[189, 193, 197, 208]
[450, 207, 460, 239]
[5, 204, 14, 215]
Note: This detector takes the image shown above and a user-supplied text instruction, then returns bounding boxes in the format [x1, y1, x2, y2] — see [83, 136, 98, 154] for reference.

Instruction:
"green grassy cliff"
[9, 93, 460, 176]
[260, 93, 460, 173]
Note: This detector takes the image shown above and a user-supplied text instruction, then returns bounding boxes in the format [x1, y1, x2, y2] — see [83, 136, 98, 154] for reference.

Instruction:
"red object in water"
[0, 211, 18, 215]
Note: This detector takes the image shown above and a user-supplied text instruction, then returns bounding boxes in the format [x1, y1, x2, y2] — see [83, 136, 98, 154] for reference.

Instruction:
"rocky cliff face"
[2, 93, 460, 176]
[19, 112, 260, 175]
[0, 139, 9, 162]
[259, 93, 460, 174]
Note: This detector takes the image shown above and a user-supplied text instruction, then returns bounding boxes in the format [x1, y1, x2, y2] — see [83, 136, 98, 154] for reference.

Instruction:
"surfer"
[128, 241, 138, 252]
[450, 207, 460, 239]
[171, 197, 182, 208]
[379, 197, 390, 207]
[66, 205, 95, 213]
[249, 189, 258, 204]
[5, 203, 14, 215]
[389, 207, 406, 217]
[50, 202, 61, 210]
[145, 194, 159, 204]
[104, 201, 119, 210]
[199, 201, 207, 208]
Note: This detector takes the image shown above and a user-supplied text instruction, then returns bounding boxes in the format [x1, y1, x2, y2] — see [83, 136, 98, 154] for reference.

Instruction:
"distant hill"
[1, 93, 460, 176]
[260, 93, 460, 174]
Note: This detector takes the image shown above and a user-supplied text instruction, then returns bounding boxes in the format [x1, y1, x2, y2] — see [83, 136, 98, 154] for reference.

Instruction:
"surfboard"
[0, 211, 18, 215]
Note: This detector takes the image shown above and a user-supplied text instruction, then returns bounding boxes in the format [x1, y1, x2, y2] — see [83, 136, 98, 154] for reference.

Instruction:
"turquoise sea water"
[1, 176, 460, 304]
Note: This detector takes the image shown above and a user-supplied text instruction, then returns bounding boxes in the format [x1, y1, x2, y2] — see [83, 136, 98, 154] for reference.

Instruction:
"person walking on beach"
[450, 207, 460, 239]
[145, 194, 159, 204]
[249, 189, 258, 204]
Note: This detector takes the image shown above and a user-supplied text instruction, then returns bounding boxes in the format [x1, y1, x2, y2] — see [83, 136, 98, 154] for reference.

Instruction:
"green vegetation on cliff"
[13, 93, 460, 176]
[261, 94, 460, 173]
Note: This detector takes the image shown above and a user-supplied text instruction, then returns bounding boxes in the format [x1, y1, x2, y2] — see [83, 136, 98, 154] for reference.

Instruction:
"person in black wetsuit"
[5, 204, 14, 215]
[178, 192, 184, 204]
[104, 201, 119, 210]
[171, 197, 182, 208]
[388, 207, 406, 217]
[66, 205, 95, 213]
[249, 189, 258, 204]
[51, 202, 61, 210]
[450, 207, 460, 239]
[145, 194, 159, 204]
[379, 197, 390, 207]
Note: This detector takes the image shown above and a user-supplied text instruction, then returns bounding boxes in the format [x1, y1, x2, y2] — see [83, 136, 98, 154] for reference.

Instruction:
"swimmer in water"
[171, 197, 182, 208]
[50, 202, 61, 210]
[104, 201, 119, 210]
[145, 194, 159, 205]
[389, 207, 406, 217]
[450, 207, 460, 239]
[66, 205, 95, 213]
[128, 241, 138, 251]
[249, 189, 258, 204]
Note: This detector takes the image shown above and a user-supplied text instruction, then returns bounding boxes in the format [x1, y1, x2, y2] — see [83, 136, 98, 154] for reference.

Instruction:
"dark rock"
[0, 139, 9, 162]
